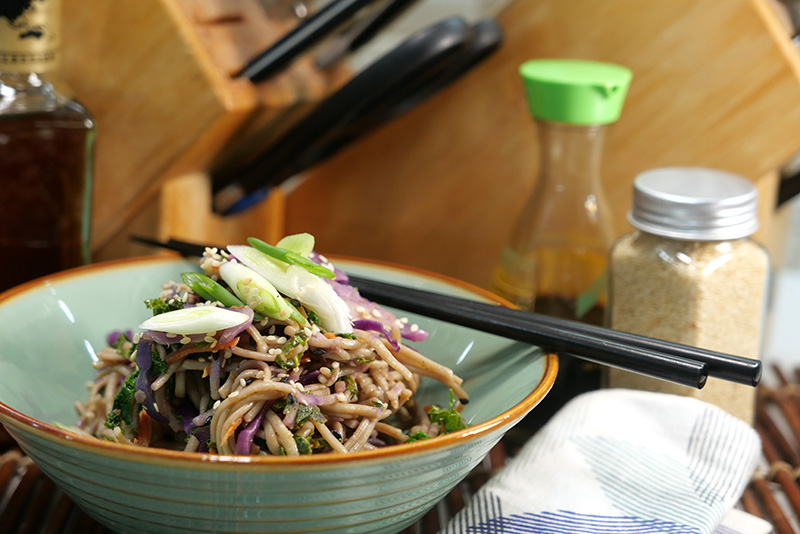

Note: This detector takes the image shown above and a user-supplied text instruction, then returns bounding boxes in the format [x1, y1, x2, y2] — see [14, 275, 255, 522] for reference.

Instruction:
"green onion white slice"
[228, 245, 353, 333]
[138, 306, 251, 335]
[218, 261, 304, 324]
[276, 232, 315, 257]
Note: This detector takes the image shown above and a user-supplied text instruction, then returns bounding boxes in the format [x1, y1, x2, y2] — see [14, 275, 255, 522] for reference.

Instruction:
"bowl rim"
[0, 254, 558, 469]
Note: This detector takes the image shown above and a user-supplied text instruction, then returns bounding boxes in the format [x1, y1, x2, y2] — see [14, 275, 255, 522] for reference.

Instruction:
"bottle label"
[0, 0, 60, 72]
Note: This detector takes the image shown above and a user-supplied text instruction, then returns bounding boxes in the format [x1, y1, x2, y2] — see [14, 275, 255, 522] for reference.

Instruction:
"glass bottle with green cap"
[490, 58, 631, 427]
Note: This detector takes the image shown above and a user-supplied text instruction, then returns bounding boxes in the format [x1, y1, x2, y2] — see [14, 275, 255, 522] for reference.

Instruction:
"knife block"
[60, 0, 349, 259]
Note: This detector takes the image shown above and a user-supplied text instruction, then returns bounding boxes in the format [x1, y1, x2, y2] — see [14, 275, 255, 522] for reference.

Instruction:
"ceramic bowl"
[0, 256, 557, 534]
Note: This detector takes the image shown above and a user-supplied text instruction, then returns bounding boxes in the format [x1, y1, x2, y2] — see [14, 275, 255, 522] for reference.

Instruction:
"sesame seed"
[180, 336, 191, 344]
[268, 326, 276, 335]
[213, 400, 221, 409]
[239, 378, 247, 388]
[410, 324, 419, 332]
[229, 391, 239, 398]
[276, 336, 287, 344]
[256, 371, 265, 379]
[356, 306, 366, 313]
[319, 367, 331, 377]
[372, 310, 382, 318]
[332, 362, 340, 369]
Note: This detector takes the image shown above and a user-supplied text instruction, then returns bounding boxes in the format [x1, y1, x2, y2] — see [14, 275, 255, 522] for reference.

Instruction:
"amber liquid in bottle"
[0, 100, 94, 292]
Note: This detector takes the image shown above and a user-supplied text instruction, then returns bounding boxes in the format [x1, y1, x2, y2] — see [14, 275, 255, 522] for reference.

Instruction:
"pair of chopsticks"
[130, 236, 762, 390]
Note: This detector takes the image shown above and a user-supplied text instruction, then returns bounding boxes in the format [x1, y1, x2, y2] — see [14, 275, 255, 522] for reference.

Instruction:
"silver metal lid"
[628, 167, 759, 240]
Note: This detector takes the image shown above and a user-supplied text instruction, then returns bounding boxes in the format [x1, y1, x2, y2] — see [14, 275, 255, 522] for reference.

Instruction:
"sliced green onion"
[138, 306, 251, 335]
[219, 261, 305, 325]
[227, 245, 352, 333]
[247, 237, 335, 279]
[181, 272, 244, 308]
[181, 272, 264, 320]
[277, 232, 315, 257]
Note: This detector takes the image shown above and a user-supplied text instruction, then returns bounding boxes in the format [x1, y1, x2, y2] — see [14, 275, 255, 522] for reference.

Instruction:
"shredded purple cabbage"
[326, 278, 428, 342]
[106, 329, 133, 346]
[299, 370, 321, 385]
[134, 340, 168, 423]
[140, 330, 205, 345]
[218, 306, 254, 344]
[352, 319, 400, 352]
[192, 425, 211, 453]
[173, 399, 199, 435]
[310, 252, 348, 283]
[209, 354, 221, 395]
[295, 391, 340, 406]
[235, 403, 270, 455]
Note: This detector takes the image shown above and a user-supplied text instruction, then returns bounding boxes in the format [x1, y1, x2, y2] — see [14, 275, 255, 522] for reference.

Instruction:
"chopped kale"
[306, 310, 320, 326]
[371, 400, 384, 408]
[276, 332, 308, 369]
[427, 390, 467, 434]
[294, 434, 313, 455]
[309, 437, 329, 451]
[406, 431, 430, 443]
[338, 376, 358, 400]
[151, 350, 168, 376]
[296, 404, 326, 425]
[110, 332, 135, 359]
[144, 297, 184, 316]
[272, 398, 289, 412]
[206, 440, 217, 452]
[336, 332, 358, 340]
[104, 370, 140, 429]
[355, 357, 375, 364]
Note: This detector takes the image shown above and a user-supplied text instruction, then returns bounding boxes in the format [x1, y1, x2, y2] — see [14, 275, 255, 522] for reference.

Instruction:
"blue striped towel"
[441, 389, 763, 534]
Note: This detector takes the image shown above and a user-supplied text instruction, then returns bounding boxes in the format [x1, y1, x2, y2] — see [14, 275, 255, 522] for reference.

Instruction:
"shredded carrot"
[222, 417, 241, 444]
[202, 364, 211, 378]
[324, 332, 336, 339]
[136, 409, 152, 447]
[214, 336, 240, 352]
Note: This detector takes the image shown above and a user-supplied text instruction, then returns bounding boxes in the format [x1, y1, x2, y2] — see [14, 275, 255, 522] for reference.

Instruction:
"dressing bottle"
[0, 0, 96, 292]
[490, 59, 631, 427]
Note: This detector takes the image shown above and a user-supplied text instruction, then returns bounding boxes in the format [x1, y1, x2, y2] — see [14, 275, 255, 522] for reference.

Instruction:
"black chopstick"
[128, 235, 760, 389]
[346, 274, 760, 387]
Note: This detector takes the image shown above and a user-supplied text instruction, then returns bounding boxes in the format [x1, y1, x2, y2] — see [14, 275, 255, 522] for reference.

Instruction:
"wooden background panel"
[284, 0, 800, 287]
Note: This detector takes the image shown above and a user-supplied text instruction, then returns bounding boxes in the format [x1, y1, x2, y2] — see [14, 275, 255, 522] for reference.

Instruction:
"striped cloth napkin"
[441, 389, 763, 534]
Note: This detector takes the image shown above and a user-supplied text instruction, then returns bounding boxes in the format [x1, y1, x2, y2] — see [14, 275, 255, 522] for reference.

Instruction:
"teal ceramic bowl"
[0, 256, 557, 534]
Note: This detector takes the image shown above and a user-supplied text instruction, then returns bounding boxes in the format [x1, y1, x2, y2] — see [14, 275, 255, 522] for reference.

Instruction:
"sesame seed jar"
[608, 167, 769, 423]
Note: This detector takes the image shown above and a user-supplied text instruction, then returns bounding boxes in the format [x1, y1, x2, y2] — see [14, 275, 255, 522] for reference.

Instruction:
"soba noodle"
[76, 240, 468, 455]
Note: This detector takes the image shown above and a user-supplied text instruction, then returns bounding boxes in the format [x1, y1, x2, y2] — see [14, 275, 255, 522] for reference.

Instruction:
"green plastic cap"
[519, 59, 632, 125]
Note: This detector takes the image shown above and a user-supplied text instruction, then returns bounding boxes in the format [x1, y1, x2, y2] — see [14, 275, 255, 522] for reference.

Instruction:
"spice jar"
[608, 167, 769, 423]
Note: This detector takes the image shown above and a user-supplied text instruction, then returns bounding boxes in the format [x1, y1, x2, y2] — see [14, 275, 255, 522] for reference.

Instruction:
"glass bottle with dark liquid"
[0, 0, 95, 293]
[490, 59, 631, 432]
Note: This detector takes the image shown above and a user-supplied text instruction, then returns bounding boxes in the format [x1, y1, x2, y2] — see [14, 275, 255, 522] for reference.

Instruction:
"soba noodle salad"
[75, 233, 468, 455]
